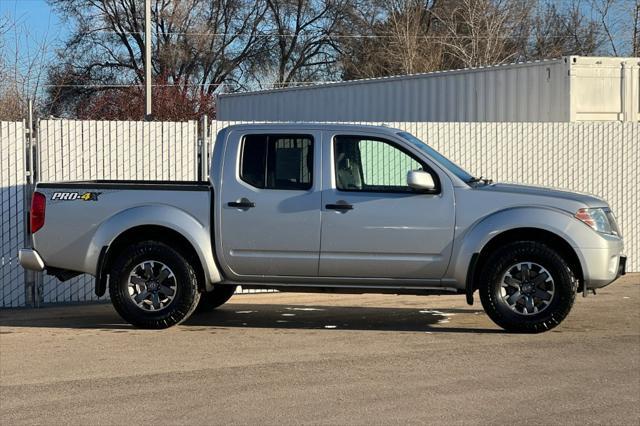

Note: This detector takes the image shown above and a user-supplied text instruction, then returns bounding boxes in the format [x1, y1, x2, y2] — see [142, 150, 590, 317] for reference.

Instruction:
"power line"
[91, 30, 591, 40]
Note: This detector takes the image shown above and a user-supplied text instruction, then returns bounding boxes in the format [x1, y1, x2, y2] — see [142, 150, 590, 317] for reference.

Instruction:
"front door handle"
[228, 198, 255, 209]
[326, 203, 353, 211]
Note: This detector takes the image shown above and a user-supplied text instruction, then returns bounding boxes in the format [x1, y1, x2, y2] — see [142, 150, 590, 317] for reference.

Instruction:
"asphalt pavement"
[1, 274, 638, 425]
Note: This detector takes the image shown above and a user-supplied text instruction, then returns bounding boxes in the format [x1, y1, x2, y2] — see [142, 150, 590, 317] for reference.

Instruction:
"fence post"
[24, 99, 42, 307]
[198, 115, 209, 181]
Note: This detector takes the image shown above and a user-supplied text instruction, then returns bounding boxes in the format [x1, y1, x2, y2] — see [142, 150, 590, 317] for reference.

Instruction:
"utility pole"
[144, 0, 152, 120]
[633, 0, 640, 57]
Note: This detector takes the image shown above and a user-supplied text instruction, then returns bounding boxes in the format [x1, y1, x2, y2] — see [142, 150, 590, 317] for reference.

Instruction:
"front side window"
[240, 134, 313, 190]
[334, 136, 433, 193]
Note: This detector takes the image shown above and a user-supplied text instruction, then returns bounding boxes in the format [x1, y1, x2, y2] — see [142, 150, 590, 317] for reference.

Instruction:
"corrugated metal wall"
[1, 121, 26, 307]
[213, 120, 639, 272]
[217, 56, 639, 122]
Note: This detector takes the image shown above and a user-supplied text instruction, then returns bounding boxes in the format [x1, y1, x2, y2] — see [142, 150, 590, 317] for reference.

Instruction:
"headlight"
[575, 208, 619, 235]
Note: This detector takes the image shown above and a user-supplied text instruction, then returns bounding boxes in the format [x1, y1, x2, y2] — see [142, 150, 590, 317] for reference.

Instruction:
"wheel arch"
[450, 207, 589, 305]
[469, 227, 583, 298]
[97, 225, 209, 297]
[89, 205, 222, 297]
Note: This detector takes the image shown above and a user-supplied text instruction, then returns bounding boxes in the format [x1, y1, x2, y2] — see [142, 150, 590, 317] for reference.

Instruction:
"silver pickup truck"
[20, 123, 626, 332]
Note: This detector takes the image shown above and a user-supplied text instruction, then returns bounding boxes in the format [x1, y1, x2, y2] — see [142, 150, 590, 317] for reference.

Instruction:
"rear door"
[319, 132, 455, 281]
[218, 130, 322, 278]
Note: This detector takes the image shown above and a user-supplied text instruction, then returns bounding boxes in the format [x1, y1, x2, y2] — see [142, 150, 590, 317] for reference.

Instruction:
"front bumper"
[574, 228, 625, 290]
[19, 249, 45, 271]
[581, 247, 626, 289]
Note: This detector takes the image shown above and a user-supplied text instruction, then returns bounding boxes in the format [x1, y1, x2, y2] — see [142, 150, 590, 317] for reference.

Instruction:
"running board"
[222, 282, 462, 296]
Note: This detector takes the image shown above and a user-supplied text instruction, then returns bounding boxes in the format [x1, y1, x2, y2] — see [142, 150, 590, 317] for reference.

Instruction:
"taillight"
[30, 192, 46, 233]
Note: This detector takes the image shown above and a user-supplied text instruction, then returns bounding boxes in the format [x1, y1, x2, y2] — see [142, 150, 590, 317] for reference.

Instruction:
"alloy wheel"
[127, 261, 177, 311]
[499, 262, 555, 315]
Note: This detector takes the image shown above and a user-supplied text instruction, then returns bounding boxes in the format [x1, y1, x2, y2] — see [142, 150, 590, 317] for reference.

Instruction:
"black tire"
[108, 241, 201, 329]
[479, 241, 578, 333]
[195, 285, 236, 313]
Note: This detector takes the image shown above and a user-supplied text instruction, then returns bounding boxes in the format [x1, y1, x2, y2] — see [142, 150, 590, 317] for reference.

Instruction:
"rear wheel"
[479, 241, 577, 333]
[196, 285, 236, 312]
[109, 241, 200, 329]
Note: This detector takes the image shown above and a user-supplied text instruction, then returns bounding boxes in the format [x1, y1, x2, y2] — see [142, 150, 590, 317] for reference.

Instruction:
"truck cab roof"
[221, 122, 403, 135]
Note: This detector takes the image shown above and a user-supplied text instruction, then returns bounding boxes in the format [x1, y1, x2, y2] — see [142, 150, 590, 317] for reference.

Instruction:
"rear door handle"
[326, 203, 353, 211]
[227, 198, 255, 209]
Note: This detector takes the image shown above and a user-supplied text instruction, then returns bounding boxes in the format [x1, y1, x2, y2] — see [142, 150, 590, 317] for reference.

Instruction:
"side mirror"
[407, 170, 436, 191]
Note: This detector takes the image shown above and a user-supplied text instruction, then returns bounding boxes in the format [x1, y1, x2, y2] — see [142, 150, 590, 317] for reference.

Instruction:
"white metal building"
[217, 56, 639, 122]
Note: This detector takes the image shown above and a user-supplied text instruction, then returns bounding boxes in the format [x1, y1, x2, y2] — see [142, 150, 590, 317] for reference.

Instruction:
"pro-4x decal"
[51, 191, 101, 201]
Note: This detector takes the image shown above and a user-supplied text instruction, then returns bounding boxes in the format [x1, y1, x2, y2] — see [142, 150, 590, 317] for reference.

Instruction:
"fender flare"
[449, 206, 592, 301]
[86, 204, 222, 295]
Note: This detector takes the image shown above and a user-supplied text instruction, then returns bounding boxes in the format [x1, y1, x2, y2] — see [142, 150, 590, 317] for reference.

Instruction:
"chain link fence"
[1, 121, 26, 307]
[0, 119, 637, 307]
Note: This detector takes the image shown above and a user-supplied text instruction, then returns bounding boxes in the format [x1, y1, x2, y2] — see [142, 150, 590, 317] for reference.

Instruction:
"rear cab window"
[240, 134, 313, 190]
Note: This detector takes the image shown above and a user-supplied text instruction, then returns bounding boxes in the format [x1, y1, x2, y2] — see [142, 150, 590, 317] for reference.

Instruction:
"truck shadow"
[1, 302, 501, 334]
[186, 304, 501, 333]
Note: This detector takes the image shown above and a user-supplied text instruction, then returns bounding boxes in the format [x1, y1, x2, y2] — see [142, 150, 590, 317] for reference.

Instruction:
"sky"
[0, 0, 62, 31]
[0, 0, 66, 59]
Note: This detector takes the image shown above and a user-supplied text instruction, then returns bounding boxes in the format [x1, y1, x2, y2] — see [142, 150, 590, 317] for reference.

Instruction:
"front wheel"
[479, 241, 577, 333]
[108, 241, 201, 329]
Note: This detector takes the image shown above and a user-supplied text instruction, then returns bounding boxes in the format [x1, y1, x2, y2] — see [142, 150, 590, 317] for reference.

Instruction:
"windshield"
[397, 132, 475, 183]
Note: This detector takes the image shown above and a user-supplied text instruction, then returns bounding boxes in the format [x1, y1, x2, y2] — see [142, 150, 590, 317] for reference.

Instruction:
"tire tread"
[109, 241, 201, 329]
[479, 241, 577, 333]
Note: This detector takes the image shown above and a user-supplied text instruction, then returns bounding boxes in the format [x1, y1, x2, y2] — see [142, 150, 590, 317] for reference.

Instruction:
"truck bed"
[32, 180, 213, 276]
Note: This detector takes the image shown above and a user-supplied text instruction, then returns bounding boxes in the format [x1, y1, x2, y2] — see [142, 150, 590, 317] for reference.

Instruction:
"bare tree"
[431, 0, 533, 68]
[47, 0, 269, 120]
[591, 0, 619, 55]
[0, 11, 52, 120]
[590, 0, 640, 56]
[380, 0, 443, 73]
[339, 0, 444, 79]
[527, 1, 602, 59]
[261, 0, 350, 86]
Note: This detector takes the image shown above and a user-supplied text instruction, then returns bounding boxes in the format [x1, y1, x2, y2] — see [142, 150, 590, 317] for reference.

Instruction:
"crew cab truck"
[20, 124, 626, 332]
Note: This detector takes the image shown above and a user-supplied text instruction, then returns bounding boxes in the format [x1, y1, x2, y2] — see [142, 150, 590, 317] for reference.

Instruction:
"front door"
[319, 133, 455, 280]
[219, 131, 321, 278]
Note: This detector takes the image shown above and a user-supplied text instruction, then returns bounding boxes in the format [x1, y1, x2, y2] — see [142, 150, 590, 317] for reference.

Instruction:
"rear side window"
[240, 134, 313, 190]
